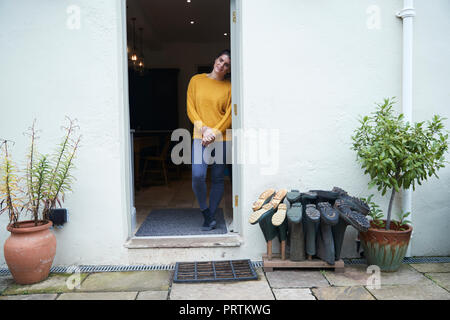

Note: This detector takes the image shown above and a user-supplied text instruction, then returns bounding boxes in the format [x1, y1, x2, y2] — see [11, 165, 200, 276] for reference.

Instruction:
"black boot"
[286, 189, 302, 205]
[309, 190, 340, 206]
[201, 208, 216, 231]
[304, 204, 320, 259]
[332, 187, 370, 215]
[331, 218, 348, 261]
[316, 202, 339, 265]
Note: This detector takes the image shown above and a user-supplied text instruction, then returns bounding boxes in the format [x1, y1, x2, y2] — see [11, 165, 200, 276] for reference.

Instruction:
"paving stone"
[322, 265, 371, 286]
[272, 288, 316, 300]
[80, 271, 170, 292]
[324, 264, 426, 287]
[169, 268, 274, 300]
[312, 286, 375, 300]
[265, 270, 329, 288]
[2, 273, 89, 295]
[410, 263, 450, 273]
[366, 278, 450, 300]
[57, 292, 138, 300]
[425, 273, 450, 291]
[136, 291, 168, 300]
[0, 276, 14, 294]
[0, 294, 57, 300]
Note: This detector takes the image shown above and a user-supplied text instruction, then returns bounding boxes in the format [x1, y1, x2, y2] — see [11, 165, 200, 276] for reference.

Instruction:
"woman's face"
[213, 54, 231, 77]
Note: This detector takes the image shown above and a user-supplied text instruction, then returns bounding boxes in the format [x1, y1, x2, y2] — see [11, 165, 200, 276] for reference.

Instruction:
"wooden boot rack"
[263, 239, 345, 273]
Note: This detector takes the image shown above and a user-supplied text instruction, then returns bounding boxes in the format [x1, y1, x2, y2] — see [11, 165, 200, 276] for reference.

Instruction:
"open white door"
[230, 0, 242, 233]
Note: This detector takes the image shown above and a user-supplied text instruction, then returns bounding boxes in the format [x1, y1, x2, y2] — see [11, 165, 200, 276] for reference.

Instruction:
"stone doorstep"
[124, 234, 243, 248]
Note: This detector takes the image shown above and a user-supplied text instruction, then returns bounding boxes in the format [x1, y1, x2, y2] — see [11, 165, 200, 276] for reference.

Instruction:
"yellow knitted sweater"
[187, 73, 232, 141]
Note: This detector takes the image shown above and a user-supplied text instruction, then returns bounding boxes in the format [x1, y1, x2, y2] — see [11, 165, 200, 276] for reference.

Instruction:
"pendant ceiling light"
[130, 17, 138, 64]
[138, 27, 145, 73]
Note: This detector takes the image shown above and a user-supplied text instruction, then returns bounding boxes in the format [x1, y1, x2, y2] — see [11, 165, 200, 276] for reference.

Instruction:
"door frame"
[122, 0, 244, 238]
[230, 0, 243, 234]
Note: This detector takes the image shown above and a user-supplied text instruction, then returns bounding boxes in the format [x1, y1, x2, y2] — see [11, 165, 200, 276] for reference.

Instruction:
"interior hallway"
[133, 168, 233, 236]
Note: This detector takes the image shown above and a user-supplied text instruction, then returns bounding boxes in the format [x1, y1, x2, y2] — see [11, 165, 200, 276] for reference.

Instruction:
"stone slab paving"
[322, 265, 370, 287]
[169, 268, 274, 300]
[58, 292, 138, 300]
[2, 273, 89, 295]
[0, 293, 57, 300]
[79, 271, 171, 292]
[366, 278, 450, 300]
[323, 264, 427, 287]
[136, 290, 168, 300]
[410, 263, 450, 273]
[272, 288, 316, 300]
[312, 286, 375, 300]
[425, 273, 450, 291]
[265, 270, 330, 289]
[0, 276, 14, 294]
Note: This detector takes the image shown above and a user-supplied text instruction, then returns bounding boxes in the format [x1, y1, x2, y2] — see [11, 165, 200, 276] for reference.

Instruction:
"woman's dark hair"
[217, 49, 231, 59]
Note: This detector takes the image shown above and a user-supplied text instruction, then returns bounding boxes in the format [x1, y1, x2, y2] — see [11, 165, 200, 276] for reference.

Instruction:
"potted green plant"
[0, 118, 80, 284]
[351, 98, 448, 272]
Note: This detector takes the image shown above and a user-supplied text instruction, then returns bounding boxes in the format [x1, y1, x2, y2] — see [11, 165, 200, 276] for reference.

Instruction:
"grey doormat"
[135, 208, 227, 236]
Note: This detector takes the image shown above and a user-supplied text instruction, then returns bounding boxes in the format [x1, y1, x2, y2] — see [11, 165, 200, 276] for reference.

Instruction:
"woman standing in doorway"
[187, 49, 232, 231]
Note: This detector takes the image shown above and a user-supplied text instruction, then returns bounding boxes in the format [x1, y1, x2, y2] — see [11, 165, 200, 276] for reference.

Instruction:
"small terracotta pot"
[359, 220, 412, 272]
[4, 220, 56, 284]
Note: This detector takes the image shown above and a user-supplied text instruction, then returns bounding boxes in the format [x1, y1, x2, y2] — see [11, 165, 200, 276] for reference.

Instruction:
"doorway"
[124, 0, 240, 238]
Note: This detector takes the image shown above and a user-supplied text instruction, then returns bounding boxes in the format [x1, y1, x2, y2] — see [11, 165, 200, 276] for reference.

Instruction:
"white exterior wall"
[0, 0, 131, 265]
[0, 0, 448, 267]
[238, 0, 450, 259]
[410, 0, 450, 256]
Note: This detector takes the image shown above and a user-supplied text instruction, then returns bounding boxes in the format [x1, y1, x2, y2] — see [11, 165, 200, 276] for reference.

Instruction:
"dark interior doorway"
[126, 0, 232, 237]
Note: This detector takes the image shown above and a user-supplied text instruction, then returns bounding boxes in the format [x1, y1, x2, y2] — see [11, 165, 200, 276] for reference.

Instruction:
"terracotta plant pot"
[359, 220, 412, 272]
[4, 220, 56, 284]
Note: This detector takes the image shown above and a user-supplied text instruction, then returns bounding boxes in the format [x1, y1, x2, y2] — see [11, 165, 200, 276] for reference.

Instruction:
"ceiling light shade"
[129, 17, 139, 65]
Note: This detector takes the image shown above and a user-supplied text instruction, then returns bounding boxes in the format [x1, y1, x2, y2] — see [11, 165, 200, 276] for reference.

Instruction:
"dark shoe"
[336, 194, 370, 215]
[258, 207, 278, 242]
[289, 221, 305, 261]
[331, 218, 348, 261]
[201, 208, 217, 231]
[334, 199, 370, 232]
[331, 186, 348, 197]
[317, 202, 339, 226]
[286, 189, 301, 204]
[316, 219, 335, 265]
[304, 204, 320, 257]
[309, 190, 340, 205]
[300, 191, 318, 207]
[287, 202, 302, 224]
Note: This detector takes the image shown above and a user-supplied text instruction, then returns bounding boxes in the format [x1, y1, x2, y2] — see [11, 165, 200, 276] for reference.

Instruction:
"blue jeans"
[191, 139, 230, 216]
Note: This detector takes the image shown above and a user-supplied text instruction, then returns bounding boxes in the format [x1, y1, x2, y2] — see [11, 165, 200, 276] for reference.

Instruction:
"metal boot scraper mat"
[173, 259, 258, 283]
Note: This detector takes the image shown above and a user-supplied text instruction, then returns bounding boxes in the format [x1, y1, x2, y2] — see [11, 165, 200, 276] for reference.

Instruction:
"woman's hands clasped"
[201, 126, 216, 147]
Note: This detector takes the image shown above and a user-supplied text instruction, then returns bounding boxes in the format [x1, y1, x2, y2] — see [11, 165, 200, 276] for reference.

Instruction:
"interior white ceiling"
[126, 0, 230, 50]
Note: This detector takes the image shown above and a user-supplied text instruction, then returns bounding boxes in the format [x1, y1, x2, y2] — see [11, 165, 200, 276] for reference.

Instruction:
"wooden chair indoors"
[141, 135, 171, 186]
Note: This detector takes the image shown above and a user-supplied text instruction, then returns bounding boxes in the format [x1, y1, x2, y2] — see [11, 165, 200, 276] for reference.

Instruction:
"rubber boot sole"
[252, 188, 276, 211]
[272, 203, 287, 226]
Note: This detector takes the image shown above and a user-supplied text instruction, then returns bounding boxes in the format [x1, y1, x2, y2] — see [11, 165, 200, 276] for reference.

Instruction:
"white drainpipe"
[396, 0, 415, 257]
